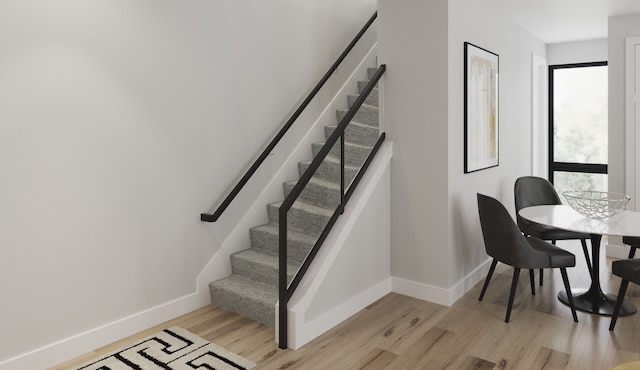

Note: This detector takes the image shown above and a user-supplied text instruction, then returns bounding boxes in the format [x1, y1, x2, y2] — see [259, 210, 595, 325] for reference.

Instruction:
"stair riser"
[298, 160, 358, 185]
[283, 180, 341, 209]
[336, 105, 378, 127]
[231, 253, 296, 286]
[325, 124, 379, 148]
[347, 88, 378, 108]
[312, 142, 372, 168]
[267, 203, 332, 236]
[359, 81, 378, 94]
[209, 284, 275, 326]
[367, 67, 378, 80]
[249, 226, 314, 262]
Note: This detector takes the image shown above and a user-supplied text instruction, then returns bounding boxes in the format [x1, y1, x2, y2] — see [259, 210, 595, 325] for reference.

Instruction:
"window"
[549, 62, 608, 198]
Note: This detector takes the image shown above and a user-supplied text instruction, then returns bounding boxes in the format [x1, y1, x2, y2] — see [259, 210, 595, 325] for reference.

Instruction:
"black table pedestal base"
[558, 289, 637, 316]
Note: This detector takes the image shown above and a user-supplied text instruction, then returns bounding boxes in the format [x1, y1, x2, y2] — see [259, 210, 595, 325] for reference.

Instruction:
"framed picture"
[464, 42, 499, 173]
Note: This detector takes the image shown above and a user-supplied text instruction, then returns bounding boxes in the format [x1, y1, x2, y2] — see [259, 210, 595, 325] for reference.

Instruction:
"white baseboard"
[284, 261, 490, 351]
[391, 258, 492, 307]
[12, 258, 492, 369]
[1, 291, 208, 370]
[391, 276, 451, 306]
[3, 247, 223, 370]
[7, 249, 492, 369]
[447, 258, 493, 304]
[285, 256, 491, 351]
[287, 279, 392, 349]
[607, 242, 631, 259]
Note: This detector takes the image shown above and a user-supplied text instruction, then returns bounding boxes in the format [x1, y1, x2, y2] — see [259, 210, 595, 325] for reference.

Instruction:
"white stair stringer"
[276, 141, 392, 349]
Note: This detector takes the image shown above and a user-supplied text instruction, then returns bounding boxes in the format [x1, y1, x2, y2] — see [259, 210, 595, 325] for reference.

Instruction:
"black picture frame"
[464, 42, 499, 173]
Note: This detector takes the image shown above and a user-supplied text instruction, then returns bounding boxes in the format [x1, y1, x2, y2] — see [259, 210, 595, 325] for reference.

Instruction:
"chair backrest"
[477, 193, 548, 268]
[514, 176, 562, 233]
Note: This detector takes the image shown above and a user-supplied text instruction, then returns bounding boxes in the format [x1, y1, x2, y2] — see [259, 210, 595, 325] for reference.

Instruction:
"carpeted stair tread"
[267, 200, 334, 236]
[283, 176, 340, 209]
[249, 223, 316, 262]
[209, 275, 278, 326]
[311, 141, 373, 168]
[347, 94, 378, 109]
[298, 156, 360, 185]
[231, 248, 298, 286]
[347, 92, 378, 108]
[336, 105, 378, 127]
[358, 82, 378, 95]
[325, 123, 379, 148]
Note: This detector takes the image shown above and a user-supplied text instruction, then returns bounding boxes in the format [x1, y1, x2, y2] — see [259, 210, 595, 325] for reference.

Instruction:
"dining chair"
[622, 236, 640, 259]
[477, 193, 578, 323]
[609, 258, 640, 331]
[514, 176, 593, 290]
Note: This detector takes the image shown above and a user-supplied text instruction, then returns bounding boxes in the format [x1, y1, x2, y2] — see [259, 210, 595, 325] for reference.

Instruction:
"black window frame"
[548, 61, 608, 184]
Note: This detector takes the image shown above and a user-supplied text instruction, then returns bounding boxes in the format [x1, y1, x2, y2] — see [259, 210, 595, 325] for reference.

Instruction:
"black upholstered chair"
[514, 176, 592, 289]
[609, 258, 640, 331]
[622, 236, 640, 259]
[477, 193, 578, 323]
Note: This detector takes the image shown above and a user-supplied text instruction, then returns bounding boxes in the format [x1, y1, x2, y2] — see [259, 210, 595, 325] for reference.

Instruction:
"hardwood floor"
[52, 240, 640, 370]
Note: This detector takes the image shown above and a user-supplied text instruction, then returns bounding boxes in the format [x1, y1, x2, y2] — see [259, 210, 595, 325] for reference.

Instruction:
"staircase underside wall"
[282, 141, 392, 349]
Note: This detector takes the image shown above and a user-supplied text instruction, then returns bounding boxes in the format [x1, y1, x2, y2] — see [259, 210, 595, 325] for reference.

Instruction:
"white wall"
[378, 0, 450, 290]
[378, 0, 546, 297]
[609, 13, 640, 198]
[607, 13, 640, 256]
[447, 0, 546, 287]
[547, 39, 608, 65]
[0, 0, 376, 366]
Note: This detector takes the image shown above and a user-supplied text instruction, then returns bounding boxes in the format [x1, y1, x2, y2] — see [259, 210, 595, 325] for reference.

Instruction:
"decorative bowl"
[563, 190, 631, 219]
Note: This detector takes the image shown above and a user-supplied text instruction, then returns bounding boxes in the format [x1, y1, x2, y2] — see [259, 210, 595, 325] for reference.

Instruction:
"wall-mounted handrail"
[278, 64, 386, 349]
[201, 11, 378, 222]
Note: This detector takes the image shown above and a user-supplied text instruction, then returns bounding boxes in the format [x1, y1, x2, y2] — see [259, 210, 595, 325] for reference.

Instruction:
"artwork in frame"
[464, 42, 499, 173]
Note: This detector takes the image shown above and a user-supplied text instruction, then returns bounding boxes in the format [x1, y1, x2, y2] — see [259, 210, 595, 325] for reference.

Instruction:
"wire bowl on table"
[563, 191, 631, 219]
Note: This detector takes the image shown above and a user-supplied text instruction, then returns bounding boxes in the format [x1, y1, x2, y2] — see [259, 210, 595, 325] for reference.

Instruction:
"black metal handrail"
[201, 12, 378, 222]
[278, 64, 386, 349]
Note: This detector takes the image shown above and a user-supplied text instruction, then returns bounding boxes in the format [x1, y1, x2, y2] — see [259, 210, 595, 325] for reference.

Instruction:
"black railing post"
[340, 134, 345, 214]
[278, 209, 288, 349]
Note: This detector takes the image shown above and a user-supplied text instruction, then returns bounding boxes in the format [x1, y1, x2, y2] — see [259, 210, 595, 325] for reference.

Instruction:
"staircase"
[208, 68, 380, 327]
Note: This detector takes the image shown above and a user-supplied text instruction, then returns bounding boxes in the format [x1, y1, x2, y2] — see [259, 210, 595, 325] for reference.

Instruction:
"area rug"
[69, 326, 256, 370]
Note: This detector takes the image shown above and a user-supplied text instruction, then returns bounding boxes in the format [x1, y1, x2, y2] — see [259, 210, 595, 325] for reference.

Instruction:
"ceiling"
[483, 0, 640, 44]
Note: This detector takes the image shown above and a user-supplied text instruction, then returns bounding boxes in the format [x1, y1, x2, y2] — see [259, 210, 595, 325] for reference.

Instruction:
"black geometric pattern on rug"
[70, 326, 256, 370]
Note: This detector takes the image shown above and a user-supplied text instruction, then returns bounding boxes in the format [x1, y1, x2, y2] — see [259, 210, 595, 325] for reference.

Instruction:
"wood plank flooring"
[51, 240, 640, 369]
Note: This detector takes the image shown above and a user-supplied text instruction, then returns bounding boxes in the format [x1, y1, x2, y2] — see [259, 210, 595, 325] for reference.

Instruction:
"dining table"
[518, 205, 639, 317]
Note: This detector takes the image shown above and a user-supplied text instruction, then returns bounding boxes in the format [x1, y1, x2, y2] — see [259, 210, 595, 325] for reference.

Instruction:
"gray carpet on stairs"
[209, 68, 380, 327]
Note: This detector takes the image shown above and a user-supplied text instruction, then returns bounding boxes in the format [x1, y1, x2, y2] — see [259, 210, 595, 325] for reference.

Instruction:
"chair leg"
[560, 268, 578, 323]
[539, 269, 544, 286]
[629, 247, 637, 259]
[505, 268, 521, 323]
[542, 240, 556, 287]
[529, 269, 535, 295]
[479, 259, 498, 301]
[581, 239, 593, 276]
[609, 280, 630, 331]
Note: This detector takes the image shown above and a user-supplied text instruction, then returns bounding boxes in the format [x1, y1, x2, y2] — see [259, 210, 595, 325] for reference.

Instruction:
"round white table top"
[519, 205, 640, 238]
